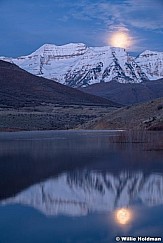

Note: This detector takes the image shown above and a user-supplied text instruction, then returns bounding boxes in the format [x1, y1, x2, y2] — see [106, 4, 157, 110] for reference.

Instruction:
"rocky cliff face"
[1, 171, 163, 216]
[1, 43, 163, 87]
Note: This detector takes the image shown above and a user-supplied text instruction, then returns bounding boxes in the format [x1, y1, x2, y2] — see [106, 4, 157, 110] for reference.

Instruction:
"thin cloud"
[67, 0, 163, 31]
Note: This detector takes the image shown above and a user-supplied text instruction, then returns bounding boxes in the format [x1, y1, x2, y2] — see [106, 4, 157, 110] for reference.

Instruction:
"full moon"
[109, 31, 132, 49]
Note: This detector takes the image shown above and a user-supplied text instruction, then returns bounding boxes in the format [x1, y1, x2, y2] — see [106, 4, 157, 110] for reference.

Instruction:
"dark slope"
[0, 60, 117, 107]
[80, 80, 163, 105]
[80, 97, 163, 131]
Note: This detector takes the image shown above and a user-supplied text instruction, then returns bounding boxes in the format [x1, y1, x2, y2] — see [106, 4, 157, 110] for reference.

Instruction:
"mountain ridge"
[1, 43, 163, 87]
[80, 79, 163, 105]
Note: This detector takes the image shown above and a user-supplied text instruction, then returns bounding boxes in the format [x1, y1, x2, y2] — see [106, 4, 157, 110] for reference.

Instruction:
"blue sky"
[0, 0, 163, 57]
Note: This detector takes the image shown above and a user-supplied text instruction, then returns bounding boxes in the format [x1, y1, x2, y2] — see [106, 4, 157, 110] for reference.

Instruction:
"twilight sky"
[0, 0, 163, 57]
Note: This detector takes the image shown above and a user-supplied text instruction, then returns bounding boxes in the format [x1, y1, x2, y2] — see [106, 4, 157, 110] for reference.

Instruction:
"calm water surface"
[0, 130, 163, 243]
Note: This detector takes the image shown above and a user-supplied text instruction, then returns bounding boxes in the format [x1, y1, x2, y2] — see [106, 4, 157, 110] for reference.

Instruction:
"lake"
[0, 130, 163, 243]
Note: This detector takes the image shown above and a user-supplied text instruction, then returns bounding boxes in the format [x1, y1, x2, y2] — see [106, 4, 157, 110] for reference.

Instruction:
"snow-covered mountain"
[136, 50, 163, 80]
[0, 43, 163, 87]
[1, 43, 163, 87]
[1, 171, 163, 216]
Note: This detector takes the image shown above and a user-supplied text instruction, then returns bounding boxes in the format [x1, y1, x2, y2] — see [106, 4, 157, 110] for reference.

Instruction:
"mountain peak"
[139, 50, 162, 56]
[29, 42, 88, 58]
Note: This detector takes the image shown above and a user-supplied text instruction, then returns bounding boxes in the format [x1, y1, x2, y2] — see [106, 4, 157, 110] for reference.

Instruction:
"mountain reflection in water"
[0, 131, 163, 242]
[1, 170, 163, 216]
[0, 130, 162, 200]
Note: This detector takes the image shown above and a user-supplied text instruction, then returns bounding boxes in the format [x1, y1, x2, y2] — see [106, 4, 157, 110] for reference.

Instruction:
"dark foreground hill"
[80, 80, 163, 105]
[0, 60, 119, 131]
[0, 60, 116, 108]
[79, 97, 163, 131]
